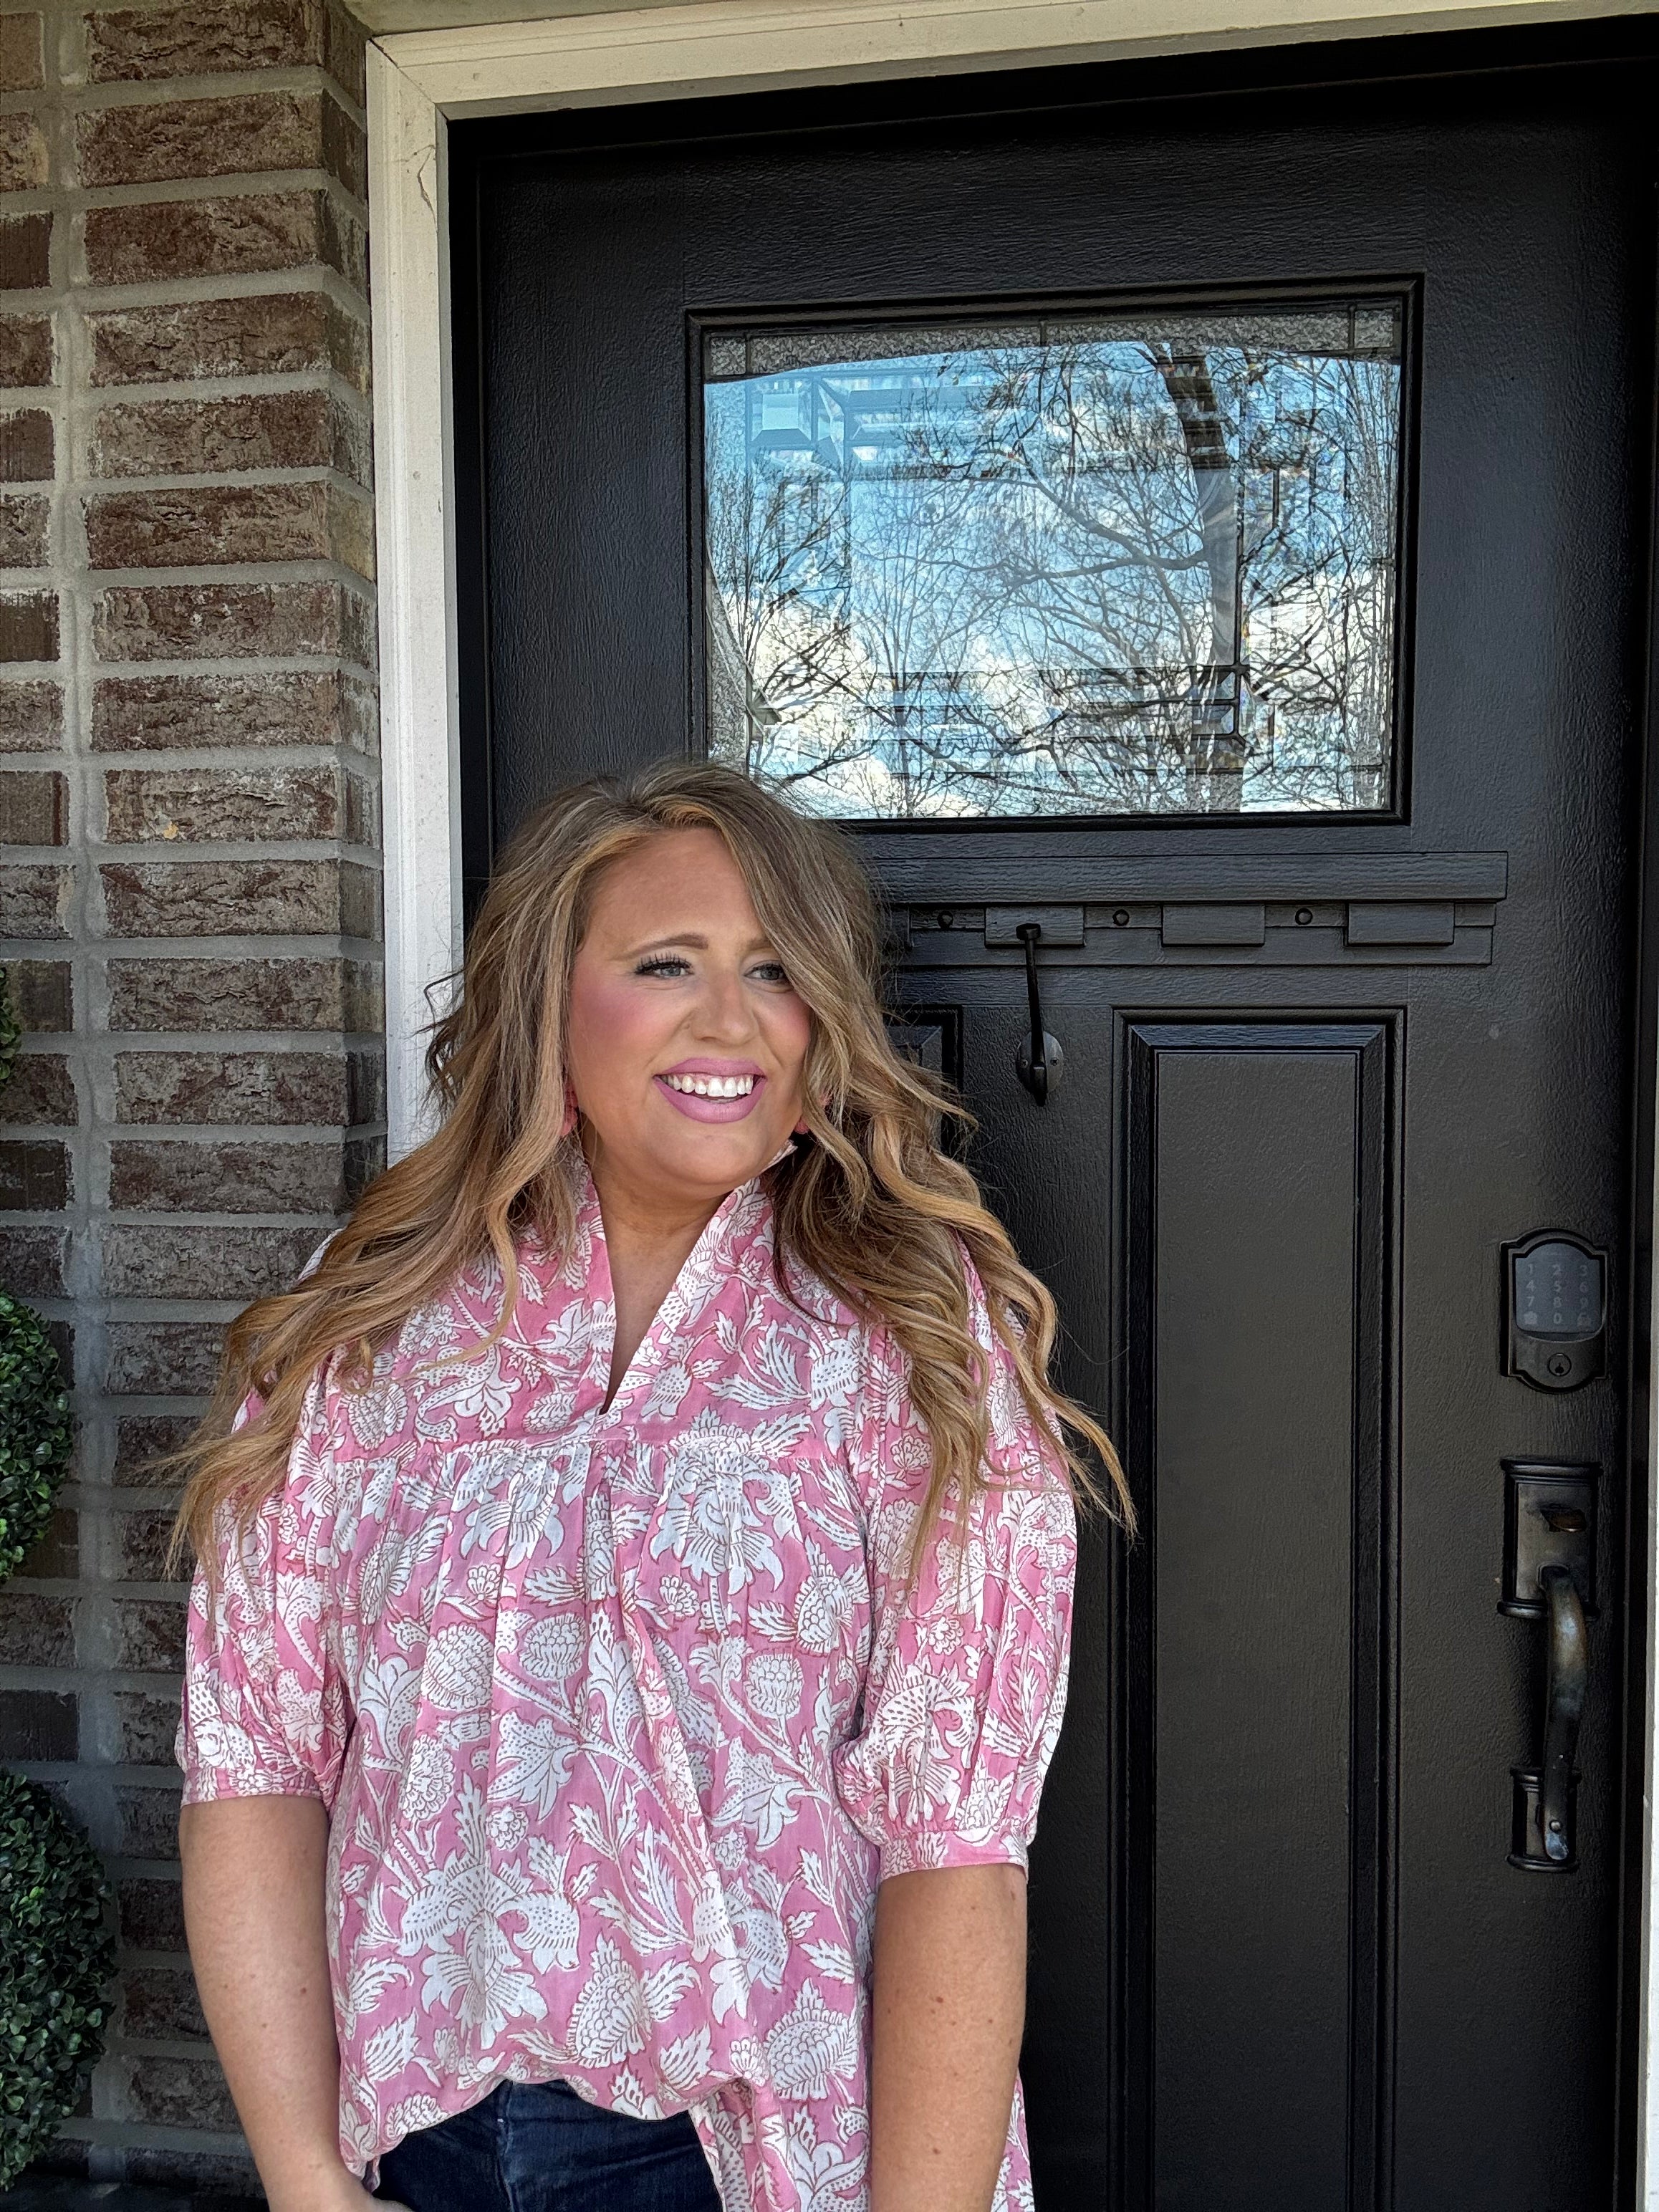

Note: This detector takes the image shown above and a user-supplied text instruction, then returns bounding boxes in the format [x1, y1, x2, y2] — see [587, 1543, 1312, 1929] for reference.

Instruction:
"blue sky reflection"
[703, 305, 1403, 819]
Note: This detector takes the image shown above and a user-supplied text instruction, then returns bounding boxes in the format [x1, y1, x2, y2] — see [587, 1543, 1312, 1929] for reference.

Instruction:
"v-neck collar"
[529, 1157, 774, 1414]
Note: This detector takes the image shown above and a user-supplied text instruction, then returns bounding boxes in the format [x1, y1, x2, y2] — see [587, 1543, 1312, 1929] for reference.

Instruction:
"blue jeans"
[374, 2079, 721, 2211]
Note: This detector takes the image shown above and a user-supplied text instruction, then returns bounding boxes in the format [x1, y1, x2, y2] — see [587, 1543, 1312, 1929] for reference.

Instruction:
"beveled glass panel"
[701, 301, 1405, 818]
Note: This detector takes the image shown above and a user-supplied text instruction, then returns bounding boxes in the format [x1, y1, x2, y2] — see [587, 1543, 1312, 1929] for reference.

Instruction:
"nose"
[692, 961, 756, 1044]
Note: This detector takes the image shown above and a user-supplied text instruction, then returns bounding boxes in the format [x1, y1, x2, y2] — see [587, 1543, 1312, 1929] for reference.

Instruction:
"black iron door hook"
[1015, 922, 1065, 1105]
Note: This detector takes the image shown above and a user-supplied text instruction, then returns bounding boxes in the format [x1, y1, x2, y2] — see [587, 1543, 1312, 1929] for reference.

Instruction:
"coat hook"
[1015, 922, 1064, 1105]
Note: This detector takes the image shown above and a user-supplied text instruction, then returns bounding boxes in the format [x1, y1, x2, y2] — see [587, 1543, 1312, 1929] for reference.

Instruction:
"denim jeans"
[373, 2079, 721, 2212]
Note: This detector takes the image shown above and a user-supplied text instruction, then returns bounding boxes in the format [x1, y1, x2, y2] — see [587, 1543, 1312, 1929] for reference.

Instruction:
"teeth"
[665, 1072, 755, 1097]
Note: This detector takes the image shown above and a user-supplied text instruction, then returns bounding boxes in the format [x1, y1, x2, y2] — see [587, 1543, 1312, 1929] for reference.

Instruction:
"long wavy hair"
[172, 759, 1129, 1574]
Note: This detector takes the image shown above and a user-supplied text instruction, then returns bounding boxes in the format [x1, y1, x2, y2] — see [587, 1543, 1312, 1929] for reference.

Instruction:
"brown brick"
[344, 769, 377, 849]
[0, 491, 47, 566]
[0, 768, 64, 842]
[105, 764, 341, 843]
[126, 2148, 261, 2198]
[0, 313, 50, 388]
[322, 97, 366, 201]
[113, 1506, 176, 1580]
[0, 1592, 73, 1665]
[101, 857, 373, 937]
[115, 1047, 359, 1125]
[119, 1875, 187, 1953]
[18, 1505, 77, 1577]
[112, 1135, 360, 1213]
[0, 678, 59, 748]
[129, 2052, 239, 2135]
[0, 862, 69, 936]
[106, 1321, 221, 1395]
[0, 1137, 68, 1207]
[104, 1221, 324, 1300]
[112, 1688, 181, 1766]
[0, 15, 42, 93]
[78, 90, 362, 197]
[112, 1607, 187, 1683]
[0, 115, 47, 195]
[93, 579, 372, 665]
[0, 408, 52, 482]
[95, 669, 375, 753]
[88, 0, 367, 104]
[6, 960, 71, 1031]
[86, 289, 364, 389]
[0, 588, 55, 660]
[109, 953, 379, 1033]
[0, 1052, 74, 1122]
[0, 213, 49, 292]
[84, 190, 364, 292]
[89, 388, 364, 482]
[124, 1963, 207, 2042]
[0, 1688, 75, 1759]
[115, 1413, 195, 1484]
[0, 1223, 66, 1294]
[86, 481, 370, 573]
[113, 1782, 182, 1858]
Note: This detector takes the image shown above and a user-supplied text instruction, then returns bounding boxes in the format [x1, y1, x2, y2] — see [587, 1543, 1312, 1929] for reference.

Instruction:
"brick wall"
[0, 2, 380, 2191]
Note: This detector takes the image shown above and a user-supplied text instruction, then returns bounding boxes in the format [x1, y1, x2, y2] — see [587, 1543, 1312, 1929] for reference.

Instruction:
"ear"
[559, 1079, 579, 1140]
[794, 1087, 832, 1136]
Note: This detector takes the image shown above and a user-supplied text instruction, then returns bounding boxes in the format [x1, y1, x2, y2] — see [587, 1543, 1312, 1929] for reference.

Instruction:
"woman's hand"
[180, 1795, 359, 2212]
[867, 1862, 1026, 2212]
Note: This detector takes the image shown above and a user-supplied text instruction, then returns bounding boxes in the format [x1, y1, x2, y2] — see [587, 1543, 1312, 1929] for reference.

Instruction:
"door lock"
[1501, 1461, 1597, 1870]
[1503, 1231, 1607, 1390]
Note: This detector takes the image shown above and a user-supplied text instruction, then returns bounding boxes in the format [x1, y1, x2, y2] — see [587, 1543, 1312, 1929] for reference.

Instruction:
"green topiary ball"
[0, 1772, 114, 2188]
[0, 1296, 70, 1582]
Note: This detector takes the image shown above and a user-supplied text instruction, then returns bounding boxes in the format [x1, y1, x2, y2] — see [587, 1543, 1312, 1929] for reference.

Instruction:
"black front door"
[451, 28, 1657, 2206]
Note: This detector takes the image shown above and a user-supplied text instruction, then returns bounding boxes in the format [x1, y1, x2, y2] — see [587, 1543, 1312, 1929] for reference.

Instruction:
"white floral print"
[178, 1164, 1074, 2208]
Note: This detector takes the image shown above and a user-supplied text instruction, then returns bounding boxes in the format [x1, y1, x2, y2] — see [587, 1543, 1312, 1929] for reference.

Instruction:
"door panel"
[453, 29, 1655, 2207]
[1137, 1024, 1385, 2212]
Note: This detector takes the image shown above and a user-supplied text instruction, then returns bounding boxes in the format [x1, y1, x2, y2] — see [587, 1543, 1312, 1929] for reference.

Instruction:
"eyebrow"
[622, 932, 776, 958]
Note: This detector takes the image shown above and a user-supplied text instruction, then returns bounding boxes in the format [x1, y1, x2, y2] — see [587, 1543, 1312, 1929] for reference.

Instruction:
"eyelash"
[633, 956, 791, 986]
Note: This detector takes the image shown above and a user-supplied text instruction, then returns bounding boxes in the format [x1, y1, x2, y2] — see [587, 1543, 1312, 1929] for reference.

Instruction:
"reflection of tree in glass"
[703, 320, 1399, 819]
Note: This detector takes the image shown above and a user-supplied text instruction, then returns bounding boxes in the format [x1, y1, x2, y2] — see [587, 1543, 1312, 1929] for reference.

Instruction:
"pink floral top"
[178, 1165, 1077, 2211]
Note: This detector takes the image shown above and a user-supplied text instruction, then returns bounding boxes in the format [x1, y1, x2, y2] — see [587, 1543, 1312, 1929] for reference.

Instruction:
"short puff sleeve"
[175, 1373, 349, 1808]
[834, 1263, 1078, 1880]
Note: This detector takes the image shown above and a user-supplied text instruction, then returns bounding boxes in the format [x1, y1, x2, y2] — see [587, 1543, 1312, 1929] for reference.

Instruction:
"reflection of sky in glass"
[703, 305, 1403, 819]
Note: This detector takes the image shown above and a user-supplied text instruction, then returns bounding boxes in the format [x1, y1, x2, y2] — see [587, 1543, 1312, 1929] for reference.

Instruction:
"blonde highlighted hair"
[172, 759, 1129, 1573]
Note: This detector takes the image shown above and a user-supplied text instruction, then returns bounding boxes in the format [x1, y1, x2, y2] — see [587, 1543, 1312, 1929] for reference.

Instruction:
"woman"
[175, 760, 1126, 2212]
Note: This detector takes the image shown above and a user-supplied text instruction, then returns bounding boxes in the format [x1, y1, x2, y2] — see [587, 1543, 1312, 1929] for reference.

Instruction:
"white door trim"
[369, 40, 463, 1157]
[377, 0, 1643, 112]
[365, 9, 1659, 2196]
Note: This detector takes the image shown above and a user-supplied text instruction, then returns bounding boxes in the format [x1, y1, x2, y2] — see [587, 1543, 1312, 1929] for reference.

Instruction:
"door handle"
[1501, 1463, 1596, 1870]
[1014, 922, 1064, 1105]
[1537, 1562, 1587, 1865]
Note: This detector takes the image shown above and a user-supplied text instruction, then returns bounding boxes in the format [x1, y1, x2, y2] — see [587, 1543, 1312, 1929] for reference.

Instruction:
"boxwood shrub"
[0, 1772, 114, 2188]
[0, 1294, 71, 1582]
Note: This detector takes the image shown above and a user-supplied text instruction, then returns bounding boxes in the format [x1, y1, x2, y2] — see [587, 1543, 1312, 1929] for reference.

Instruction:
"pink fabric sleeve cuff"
[875, 1831, 1031, 1882]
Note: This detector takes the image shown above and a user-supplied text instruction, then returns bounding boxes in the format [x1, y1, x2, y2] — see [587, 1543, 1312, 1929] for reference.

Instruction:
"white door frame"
[365, 0, 1659, 2193]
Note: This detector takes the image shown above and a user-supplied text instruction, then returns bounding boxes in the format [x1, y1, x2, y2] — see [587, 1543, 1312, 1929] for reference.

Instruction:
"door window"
[701, 299, 1405, 820]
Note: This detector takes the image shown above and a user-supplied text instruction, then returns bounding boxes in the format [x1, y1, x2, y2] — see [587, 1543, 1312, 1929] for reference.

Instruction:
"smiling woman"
[168, 759, 1125, 2212]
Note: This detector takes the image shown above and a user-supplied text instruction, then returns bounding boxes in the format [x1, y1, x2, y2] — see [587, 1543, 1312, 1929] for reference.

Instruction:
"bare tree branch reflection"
[703, 310, 1400, 819]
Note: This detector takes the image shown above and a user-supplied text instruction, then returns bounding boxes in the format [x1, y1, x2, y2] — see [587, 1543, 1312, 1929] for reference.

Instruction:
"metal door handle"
[1014, 922, 1064, 1105]
[1538, 1562, 1587, 1865]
